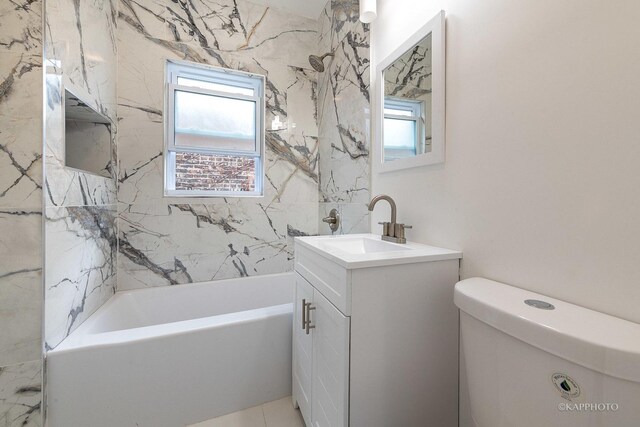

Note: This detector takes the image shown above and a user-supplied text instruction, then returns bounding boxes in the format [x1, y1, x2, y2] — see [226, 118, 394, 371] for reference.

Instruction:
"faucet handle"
[322, 208, 340, 232]
[394, 223, 412, 241]
[377, 221, 390, 236]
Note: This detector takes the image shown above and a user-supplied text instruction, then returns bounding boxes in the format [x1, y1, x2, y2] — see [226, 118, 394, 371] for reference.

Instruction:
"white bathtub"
[47, 272, 294, 427]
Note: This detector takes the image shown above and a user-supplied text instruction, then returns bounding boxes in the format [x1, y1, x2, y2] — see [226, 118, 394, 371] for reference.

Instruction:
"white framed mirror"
[374, 10, 445, 173]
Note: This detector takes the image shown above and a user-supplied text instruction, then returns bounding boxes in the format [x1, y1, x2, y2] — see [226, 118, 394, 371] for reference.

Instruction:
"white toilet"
[455, 278, 640, 427]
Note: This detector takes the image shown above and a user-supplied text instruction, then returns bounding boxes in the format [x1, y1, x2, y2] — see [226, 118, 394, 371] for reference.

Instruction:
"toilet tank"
[455, 278, 640, 427]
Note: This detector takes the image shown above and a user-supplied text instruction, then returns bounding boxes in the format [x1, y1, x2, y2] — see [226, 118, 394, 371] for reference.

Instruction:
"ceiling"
[260, 0, 328, 19]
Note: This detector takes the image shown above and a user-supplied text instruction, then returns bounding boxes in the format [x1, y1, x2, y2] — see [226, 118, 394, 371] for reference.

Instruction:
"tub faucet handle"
[322, 208, 340, 232]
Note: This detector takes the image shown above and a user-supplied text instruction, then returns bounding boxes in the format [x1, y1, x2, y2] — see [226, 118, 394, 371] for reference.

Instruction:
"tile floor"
[188, 396, 305, 427]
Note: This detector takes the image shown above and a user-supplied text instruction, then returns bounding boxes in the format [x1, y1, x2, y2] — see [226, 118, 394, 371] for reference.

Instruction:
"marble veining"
[0, 209, 42, 368]
[0, 361, 42, 427]
[45, 205, 117, 349]
[0, 32, 43, 209]
[44, 0, 119, 348]
[0, 1, 42, 53]
[119, 0, 316, 69]
[44, 31, 117, 208]
[116, 0, 320, 289]
[118, 200, 316, 289]
[3, 1, 371, 423]
[0, 2, 44, 425]
[317, 0, 371, 235]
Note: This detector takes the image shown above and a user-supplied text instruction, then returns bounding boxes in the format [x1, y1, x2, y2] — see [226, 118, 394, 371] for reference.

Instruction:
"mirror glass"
[382, 33, 432, 162]
[64, 89, 113, 178]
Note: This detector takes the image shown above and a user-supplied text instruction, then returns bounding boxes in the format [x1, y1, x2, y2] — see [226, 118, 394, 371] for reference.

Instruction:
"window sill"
[164, 189, 264, 198]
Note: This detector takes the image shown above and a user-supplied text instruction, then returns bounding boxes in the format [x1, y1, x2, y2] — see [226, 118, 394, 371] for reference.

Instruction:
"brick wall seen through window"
[175, 152, 256, 192]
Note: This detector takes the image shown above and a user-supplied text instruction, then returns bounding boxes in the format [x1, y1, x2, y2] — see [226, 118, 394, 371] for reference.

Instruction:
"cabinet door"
[311, 289, 350, 427]
[293, 273, 314, 426]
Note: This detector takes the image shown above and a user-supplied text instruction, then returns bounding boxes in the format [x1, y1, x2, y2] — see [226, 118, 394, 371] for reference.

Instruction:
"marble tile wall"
[317, 0, 371, 235]
[43, 0, 118, 350]
[0, 0, 44, 425]
[117, 0, 320, 290]
[2, 0, 370, 424]
[0, 361, 42, 427]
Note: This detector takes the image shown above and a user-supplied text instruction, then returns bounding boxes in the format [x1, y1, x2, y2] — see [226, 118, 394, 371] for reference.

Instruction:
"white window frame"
[164, 59, 265, 197]
[383, 97, 424, 155]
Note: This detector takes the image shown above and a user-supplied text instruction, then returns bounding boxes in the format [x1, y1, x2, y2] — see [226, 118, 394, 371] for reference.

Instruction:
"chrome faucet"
[368, 195, 412, 244]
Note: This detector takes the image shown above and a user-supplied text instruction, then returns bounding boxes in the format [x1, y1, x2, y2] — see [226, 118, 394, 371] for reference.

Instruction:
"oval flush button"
[525, 299, 555, 310]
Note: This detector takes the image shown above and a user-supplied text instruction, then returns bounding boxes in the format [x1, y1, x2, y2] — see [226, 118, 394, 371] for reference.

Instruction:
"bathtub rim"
[50, 303, 292, 354]
[49, 272, 294, 354]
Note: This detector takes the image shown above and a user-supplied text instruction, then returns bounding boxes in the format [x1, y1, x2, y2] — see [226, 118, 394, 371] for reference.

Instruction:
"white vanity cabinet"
[292, 234, 462, 427]
[294, 274, 350, 427]
[293, 274, 314, 426]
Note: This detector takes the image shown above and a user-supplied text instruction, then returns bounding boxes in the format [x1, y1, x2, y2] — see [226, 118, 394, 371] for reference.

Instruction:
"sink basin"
[295, 234, 462, 269]
[319, 236, 411, 254]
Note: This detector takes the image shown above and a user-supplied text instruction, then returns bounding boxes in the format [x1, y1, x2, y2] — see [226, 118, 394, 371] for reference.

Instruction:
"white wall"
[371, 0, 640, 323]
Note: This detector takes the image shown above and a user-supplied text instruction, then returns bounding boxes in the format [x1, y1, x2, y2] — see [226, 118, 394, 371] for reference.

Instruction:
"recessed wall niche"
[64, 89, 112, 178]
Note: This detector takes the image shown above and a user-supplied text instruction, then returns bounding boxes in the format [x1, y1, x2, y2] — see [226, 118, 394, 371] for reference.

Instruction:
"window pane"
[177, 76, 255, 96]
[384, 117, 417, 161]
[174, 152, 256, 192]
[384, 118, 416, 148]
[384, 107, 413, 117]
[174, 90, 256, 152]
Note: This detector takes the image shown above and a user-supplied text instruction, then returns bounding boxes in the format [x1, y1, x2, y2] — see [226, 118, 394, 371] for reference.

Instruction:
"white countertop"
[294, 233, 462, 269]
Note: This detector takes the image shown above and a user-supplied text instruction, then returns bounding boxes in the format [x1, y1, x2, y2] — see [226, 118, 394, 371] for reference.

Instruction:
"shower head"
[308, 53, 334, 72]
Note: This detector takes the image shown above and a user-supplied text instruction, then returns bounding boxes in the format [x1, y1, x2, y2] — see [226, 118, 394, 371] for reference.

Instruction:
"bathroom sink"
[318, 236, 411, 254]
[295, 234, 461, 269]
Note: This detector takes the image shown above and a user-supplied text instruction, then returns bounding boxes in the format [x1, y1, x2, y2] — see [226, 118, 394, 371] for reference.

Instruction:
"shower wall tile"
[43, 70, 117, 208]
[317, 2, 333, 56]
[45, 205, 117, 350]
[44, 0, 117, 119]
[119, 0, 316, 70]
[339, 202, 370, 234]
[0, 360, 42, 427]
[0, 1, 42, 55]
[0, 2, 43, 426]
[118, 201, 317, 290]
[43, 0, 119, 209]
[318, 202, 369, 235]
[43, 0, 118, 209]
[0, 52, 43, 210]
[44, 0, 119, 348]
[317, 0, 371, 234]
[117, 0, 320, 289]
[0, 209, 42, 368]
